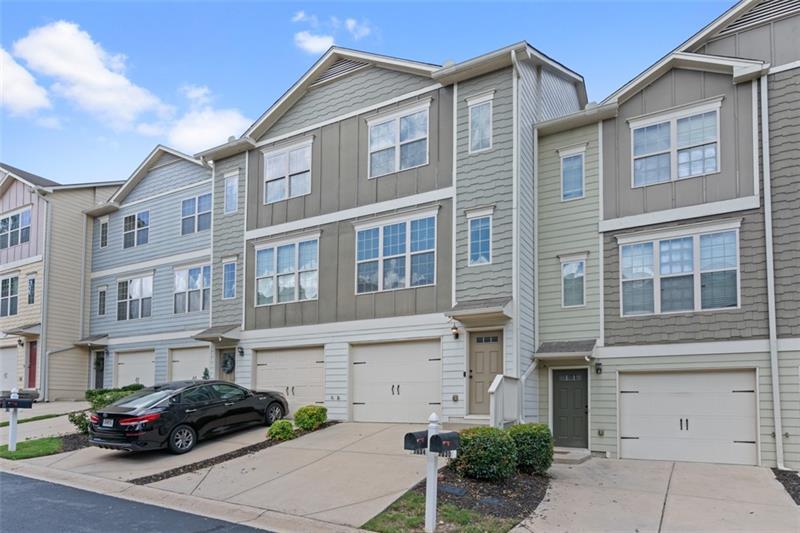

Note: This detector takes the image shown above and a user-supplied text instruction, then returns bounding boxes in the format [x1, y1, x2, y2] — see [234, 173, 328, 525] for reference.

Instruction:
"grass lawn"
[0, 413, 65, 428]
[363, 492, 518, 533]
[0, 436, 64, 460]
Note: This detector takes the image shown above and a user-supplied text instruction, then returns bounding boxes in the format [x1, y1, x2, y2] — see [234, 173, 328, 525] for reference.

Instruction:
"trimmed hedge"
[294, 405, 327, 431]
[70, 384, 146, 434]
[268, 420, 296, 441]
[452, 427, 518, 482]
[84, 383, 144, 403]
[507, 423, 553, 474]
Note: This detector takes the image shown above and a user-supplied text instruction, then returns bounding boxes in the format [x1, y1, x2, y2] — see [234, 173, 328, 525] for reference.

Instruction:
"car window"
[182, 385, 215, 405]
[112, 389, 174, 409]
[211, 383, 247, 401]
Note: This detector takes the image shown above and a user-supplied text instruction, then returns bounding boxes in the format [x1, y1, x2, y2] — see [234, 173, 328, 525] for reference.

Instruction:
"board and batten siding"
[247, 87, 452, 232]
[211, 153, 246, 327]
[455, 67, 514, 302]
[0, 179, 47, 265]
[261, 66, 436, 140]
[537, 124, 600, 343]
[602, 69, 756, 221]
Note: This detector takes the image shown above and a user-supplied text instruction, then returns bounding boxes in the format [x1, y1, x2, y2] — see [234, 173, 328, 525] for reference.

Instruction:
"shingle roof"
[0, 163, 60, 187]
[536, 340, 597, 354]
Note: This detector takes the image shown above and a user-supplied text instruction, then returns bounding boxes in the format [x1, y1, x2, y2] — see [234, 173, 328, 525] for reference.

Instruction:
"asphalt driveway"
[515, 458, 799, 532]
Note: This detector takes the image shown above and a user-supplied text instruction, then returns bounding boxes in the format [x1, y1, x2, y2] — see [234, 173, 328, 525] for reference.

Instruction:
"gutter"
[760, 74, 785, 470]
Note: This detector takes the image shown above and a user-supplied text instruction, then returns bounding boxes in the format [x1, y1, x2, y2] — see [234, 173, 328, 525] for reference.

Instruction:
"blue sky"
[1, 1, 735, 184]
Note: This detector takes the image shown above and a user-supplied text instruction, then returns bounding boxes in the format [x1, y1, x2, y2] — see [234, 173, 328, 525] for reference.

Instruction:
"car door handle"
[224, 402, 235, 406]
[185, 408, 197, 413]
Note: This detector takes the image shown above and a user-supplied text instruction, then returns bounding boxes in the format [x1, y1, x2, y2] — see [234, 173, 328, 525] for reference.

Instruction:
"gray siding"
[0, 179, 47, 265]
[768, 68, 800, 338]
[262, 66, 435, 140]
[124, 153, 207, 203]
[539, 68, 581, 121]
[603, 209, 769, 346]
[244, 199, 452, 330]
[455, 67, 514, 302]
[248, 87, 453, 231]
[211, 153, 246, 327]
[779, 350, 800, 469]
[602, 69, 756, 220]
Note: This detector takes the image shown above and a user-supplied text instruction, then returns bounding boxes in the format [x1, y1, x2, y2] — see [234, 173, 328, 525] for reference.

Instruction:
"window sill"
[468, 147, 493, 156]
[560, 195, 586, 203]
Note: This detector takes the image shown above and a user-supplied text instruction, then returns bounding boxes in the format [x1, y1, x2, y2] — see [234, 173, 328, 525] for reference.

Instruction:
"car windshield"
[111, 388, 177, 409]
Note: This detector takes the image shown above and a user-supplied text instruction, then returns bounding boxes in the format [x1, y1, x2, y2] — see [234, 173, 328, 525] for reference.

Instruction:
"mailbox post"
[7, 389, 19, 452]
[424, 413, 439, 533]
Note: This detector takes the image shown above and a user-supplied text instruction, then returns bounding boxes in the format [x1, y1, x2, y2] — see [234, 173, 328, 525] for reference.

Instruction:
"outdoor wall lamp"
[17, 339, 24, 347]
[450, 325, 459, 339]
[237, 347, 244, 357]
[595, 362, 603, 375]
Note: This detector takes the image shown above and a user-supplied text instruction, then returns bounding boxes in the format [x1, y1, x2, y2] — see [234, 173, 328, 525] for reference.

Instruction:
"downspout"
[207, 160, 216, 378]
[79, 210, 88, 389]
[759, 74, 785, 469]
[39, 192, 53, 401]
[510, 49, 522, 420]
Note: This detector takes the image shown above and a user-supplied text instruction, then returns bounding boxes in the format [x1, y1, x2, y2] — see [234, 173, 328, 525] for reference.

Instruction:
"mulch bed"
[128, 421, 337, 486]
[61, 433, 91, 453]
[772, 468, 800, 505]
[411, 466, 549, 520]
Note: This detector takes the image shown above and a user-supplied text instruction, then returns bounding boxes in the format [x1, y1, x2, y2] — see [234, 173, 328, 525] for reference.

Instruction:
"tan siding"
[47, 347, 89, 399]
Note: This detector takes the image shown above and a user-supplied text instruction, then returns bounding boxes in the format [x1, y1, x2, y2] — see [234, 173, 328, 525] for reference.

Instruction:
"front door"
[27, 341, 37, 388]
[468, 331, 503, 415]
[218, 349, 236, 383]
[94, 351, 105, 389]
[552, 368, 588, 448]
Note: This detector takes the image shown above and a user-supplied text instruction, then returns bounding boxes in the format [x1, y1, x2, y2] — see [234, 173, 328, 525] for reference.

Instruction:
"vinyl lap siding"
[441, 332, 467, 418]
[779, 350, 800, 469]
[323, 342, 349, 420]
[48, 348, 89, 400]
[105, 338, 211, 387]
[539, 69, 581, 121]
[124, 154, 207, 203]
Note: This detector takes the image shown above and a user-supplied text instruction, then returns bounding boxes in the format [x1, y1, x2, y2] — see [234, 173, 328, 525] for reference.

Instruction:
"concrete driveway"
[516, 458, 799, 532]
[0, 401, 90, 442]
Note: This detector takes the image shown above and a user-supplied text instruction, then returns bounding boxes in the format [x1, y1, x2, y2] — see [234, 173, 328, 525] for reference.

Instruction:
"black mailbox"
[429, 432, 460, 457]
[1, 398, 33, 410]
[404, 430, 428, 454]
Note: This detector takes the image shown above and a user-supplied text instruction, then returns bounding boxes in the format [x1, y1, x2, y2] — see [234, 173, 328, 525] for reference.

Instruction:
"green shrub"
[507, 423, 553, 474]
[84, 383, 143, 403]
[267, 419, 296, 441]
[451, 427, 517, 482]
[89, 390, 132, 411]
[294, 405, 327, 431]
[68, 412, 90, 435]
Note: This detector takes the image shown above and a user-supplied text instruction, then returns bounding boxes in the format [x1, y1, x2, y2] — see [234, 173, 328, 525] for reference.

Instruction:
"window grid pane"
[469, 102, 491, 152]
[369, 109, 429, 177]
[469, 217, 491, 265]
[562, 260, 585, 307]
[255, 240, 319, 306]
[562, 155, 584, 199]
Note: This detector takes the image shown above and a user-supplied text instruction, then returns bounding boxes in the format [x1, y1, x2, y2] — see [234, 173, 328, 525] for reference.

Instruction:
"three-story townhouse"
[0, 163, 121, 399]
[197, 45, 586, 423]
[531, 0, 800, 469]
[81, 146, 214, 390]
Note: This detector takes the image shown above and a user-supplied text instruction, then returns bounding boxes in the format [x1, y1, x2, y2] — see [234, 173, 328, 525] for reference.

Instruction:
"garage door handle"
[680, 419, 683, 430]
[685, 418, 689, 431]
[285, 386, 289, 395]
[291, 386, 295, 396]
[391, 384, 395, 395]
[397, 384, 400, 395]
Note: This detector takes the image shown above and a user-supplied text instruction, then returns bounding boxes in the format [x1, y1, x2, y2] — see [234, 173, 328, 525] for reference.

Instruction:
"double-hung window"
[468, 92, 493, 153]
[27, 275, 35, 305]
[99, 219, 108, 248]
[620, 223, 739, 316]
[561, 256, 586, 307]
[123, 211, 149, 248]
[222, 261, 237, 299]
[174, 265, 210, 313]
[181, 193, 212, 235]
[631, 99, 720, 187]
[263, 142, 311, 204]
[255, 237, 318, 305]
[224, 172, 239, 214]
[0, 276, 18, 317]
[355, 212, 436, 294]
[117, 275, 153, 321]
[560, 147, 585, 200]
[98, 286, 107, 316]
[0, 208, 31, 250]
[368, 104, 429, 178]
[466, 208, 492, 266]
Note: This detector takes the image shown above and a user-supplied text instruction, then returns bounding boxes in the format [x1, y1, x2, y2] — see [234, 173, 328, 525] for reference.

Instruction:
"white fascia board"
[596, 339, 770, 359]
[599, 196, 759, 232]
[615, 217, 742, 245]
[91, 248, 211, 279]
[108, 330, 206, 347]
[0, 255, 43, 274]
[111, 145, 208, 204]
[770, 60, 800, 75]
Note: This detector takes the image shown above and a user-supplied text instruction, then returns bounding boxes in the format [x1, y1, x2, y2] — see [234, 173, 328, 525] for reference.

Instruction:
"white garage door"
[352, 339, 441, 423]
[0, 346, 17, 392]
[116, 350, 155, 387]
[619, 370, 758, 465]
[170, 347, 210, 381]
[255, 347, 324, 415]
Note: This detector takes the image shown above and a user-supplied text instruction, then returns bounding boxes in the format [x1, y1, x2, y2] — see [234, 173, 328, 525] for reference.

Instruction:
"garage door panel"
[255, 347, 324, 415]
[117, 351, 155, 387]
[170, 347, 209, 381]
[1, 346, 17, 392]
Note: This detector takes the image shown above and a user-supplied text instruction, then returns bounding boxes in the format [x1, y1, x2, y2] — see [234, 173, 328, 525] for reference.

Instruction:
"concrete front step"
[553, 447, 591, 464]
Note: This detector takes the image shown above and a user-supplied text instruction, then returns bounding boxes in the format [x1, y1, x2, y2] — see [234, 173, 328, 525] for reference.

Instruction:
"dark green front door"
[552, 369, 588, 448]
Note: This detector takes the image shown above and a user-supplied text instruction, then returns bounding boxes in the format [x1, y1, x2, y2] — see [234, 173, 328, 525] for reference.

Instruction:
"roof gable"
[110, 145, 208, 204]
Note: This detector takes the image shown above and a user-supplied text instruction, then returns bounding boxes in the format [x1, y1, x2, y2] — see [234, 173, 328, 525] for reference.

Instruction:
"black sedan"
[89, 381, 288, 454]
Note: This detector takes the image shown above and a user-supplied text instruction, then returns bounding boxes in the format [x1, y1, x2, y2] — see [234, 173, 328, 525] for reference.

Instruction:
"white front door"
[170, 347, 210, 381]
[351, 339, 441, 423]
[619, 370, 758, 465]
[116, 350, 155, 387]
[255, 347, 324, 415]
[0, 346, 17, 392]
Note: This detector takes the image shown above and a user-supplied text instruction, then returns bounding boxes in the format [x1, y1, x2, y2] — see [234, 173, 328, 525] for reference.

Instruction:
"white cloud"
[292, 10, 318, 26]
[12, 21, 172, 129]
[180, 84, 212, 107]
[345, 18, 372, 40]
[294, 31, 334, 54]
[0, 48, 51, 115]
[167, 107, 251, 154]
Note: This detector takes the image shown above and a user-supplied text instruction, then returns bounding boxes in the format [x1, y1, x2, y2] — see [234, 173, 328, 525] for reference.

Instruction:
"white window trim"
[467, 91, 494, 154]
[0, 274, 19, 318]
[618, 221, 741, 317]
[253, 231, 321, 307]
[353, 212, 438, 295]
[629, 99, 723, 189]
[224, 171, 239, 214]
[222, 260, 237, 300]
[173, 263, 210, 314]
[116, 274, 153, 321]
[559, 146, 586, 202]
[261, 138, 314, 205]
[99, 217, 109, 249]
[122, 210, 149, 249]
[181, 193, 212, 235]
[97, 285, 107, 316]
[26, 274, 35, 305]
[560, 253, 587, 308]
[467, 209, 493, 267]
[367, 102, 431, 179]
[0, 206, 32, 250]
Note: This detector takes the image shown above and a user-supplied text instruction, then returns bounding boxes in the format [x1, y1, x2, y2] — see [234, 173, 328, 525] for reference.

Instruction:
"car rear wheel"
[265, 402, 284, 426]
[168, 424, 197, 454]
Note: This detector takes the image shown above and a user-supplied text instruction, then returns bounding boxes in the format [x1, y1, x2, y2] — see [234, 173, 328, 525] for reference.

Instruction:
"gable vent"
[716, 0, 800, 36]
[311, 58, 369, 87]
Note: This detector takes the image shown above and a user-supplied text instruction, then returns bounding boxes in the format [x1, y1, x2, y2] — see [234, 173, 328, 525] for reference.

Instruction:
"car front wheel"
[168, 424, 197, 454]
[265, 402, 284, 426]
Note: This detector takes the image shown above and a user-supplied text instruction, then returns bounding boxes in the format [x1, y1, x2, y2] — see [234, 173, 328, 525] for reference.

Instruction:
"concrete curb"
[0, 458, 363, 533]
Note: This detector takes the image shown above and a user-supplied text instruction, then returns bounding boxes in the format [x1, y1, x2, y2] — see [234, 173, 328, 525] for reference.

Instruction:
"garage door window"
[255, 238, 318, 306]
[174, 265, 211, 313]
[117, 275, 153, 320]
[620, 226, 739, 316]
